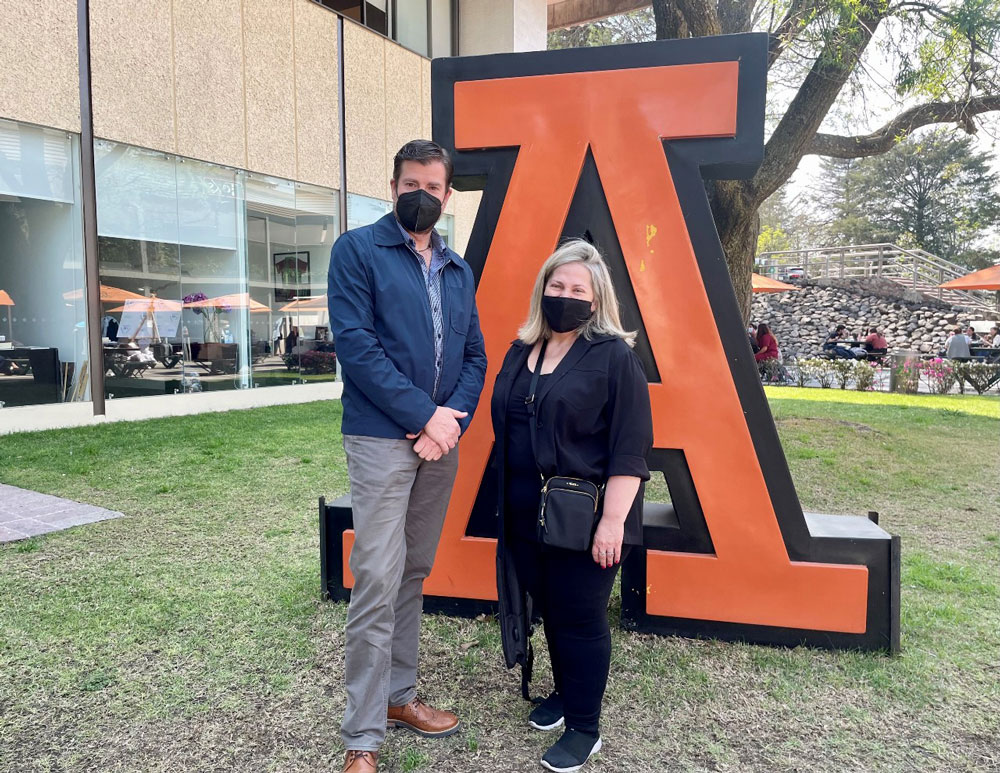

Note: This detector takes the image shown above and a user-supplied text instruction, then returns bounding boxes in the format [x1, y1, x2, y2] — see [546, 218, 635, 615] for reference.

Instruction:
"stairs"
[755, 243, 997, 314]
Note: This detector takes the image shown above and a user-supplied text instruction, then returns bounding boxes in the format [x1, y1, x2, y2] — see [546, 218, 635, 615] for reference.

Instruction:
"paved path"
[0, 484, 123, 543]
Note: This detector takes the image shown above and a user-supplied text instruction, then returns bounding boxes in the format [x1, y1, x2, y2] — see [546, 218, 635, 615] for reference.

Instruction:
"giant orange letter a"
[321, 35, 899, 652]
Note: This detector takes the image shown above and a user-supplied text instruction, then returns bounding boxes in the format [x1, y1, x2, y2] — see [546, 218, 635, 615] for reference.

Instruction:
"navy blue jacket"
[328, 213, 487, 438]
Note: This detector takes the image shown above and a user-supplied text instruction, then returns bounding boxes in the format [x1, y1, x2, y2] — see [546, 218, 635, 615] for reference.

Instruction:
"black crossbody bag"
[525, 340, 602, 551]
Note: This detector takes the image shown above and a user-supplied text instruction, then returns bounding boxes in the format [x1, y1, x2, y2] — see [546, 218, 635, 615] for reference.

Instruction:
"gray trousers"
[340, 434, 459, 751]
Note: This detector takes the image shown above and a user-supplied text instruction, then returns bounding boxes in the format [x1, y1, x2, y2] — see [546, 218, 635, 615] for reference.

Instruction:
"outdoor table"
[970, 347, 1000, 363]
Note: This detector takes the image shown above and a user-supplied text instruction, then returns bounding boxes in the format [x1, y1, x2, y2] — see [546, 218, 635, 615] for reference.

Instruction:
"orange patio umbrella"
[279, 295, 327, 312]
[62, 284, 146, 303]
[184, 292, 271, 313]
[0, 289, 13, 341]
[107, 296, 182, 313]
[752, 273, 799, 293]
[938, 264, 1000, 291]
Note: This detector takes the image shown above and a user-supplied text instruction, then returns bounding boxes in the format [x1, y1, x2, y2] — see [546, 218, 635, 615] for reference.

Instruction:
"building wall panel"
[89, 0, 175, 151]
[293, 0, 341, 191]
[384, 43, 424, 187]
[173, 0, 246, 168]
[343, 22, 387, 200]
[244, 0, 297, 181]
[0, 0, 80, 132]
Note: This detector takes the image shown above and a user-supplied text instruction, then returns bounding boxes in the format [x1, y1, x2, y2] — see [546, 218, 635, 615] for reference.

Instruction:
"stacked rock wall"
[750, 278, 999, 359]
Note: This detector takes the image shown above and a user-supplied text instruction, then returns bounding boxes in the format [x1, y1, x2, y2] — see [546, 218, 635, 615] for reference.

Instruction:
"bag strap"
[525, 339, 547, 469]
[520, 341, 546, 705]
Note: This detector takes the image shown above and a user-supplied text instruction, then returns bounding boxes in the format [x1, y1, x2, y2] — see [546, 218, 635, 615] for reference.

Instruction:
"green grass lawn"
[1, 389, 998, 772]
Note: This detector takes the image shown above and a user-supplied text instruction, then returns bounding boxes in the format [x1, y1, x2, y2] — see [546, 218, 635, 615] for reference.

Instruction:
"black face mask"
[394, 189, 442, 233]
[541, 295, 593, 333]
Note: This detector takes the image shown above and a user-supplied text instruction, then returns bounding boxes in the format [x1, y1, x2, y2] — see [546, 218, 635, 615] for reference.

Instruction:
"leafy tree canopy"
[548, 0, 1000, 317]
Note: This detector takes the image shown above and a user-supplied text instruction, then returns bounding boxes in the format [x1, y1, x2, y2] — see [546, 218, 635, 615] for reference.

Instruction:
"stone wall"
[750, 278, 999, 359]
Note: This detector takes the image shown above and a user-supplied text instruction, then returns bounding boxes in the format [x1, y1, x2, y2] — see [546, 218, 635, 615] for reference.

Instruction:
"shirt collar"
[395, 218, 450, 262]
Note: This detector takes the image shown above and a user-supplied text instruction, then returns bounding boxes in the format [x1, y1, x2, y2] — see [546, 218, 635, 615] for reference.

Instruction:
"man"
[945, 326, 971, 360]
[328, 140, 487, 773]
[823, 323, 851, 359]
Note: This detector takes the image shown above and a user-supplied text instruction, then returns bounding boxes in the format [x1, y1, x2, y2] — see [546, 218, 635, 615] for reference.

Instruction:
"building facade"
[0, 0, 635, 433]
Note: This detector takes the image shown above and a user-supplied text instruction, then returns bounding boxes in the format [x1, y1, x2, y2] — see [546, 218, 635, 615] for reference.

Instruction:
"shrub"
[954, 362, 1000, 395]
[797, 358, 833, 388]
[893, 358, 920, 394]
[829, 359, 854, 389]
[921, 358, 956, 394]
[853, 360, 877, 391]
[299, 350, 338, 375]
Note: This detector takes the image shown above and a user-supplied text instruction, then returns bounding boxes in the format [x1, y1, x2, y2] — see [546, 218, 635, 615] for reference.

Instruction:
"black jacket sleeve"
[606, 343, 653, 480]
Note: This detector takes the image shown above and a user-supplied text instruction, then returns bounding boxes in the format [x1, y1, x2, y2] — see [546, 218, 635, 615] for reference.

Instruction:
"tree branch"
[806, 95, 1000, 158]
[718, 0, 757, 35]
[753, 0, 886, 204]
[767, 0, 822, 69]
[650, 0, 720, 39]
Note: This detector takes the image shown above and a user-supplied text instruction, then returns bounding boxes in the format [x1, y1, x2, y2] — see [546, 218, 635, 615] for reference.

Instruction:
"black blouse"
[504, 363, 548, 540]
[491, 334, 654, 546]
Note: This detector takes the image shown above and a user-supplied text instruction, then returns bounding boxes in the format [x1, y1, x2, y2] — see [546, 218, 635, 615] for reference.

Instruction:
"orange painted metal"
[344, 62, 868, 634]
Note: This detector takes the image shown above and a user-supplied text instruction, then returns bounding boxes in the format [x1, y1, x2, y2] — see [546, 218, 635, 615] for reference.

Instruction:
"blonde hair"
[518, 239, 636, 347]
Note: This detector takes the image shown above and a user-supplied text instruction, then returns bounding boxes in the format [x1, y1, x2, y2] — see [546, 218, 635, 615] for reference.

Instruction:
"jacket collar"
[510, 332, 617, 351]
[373, 212, 458, 265]
[508, 333, 616, 407]
[373, 212, 407, 247]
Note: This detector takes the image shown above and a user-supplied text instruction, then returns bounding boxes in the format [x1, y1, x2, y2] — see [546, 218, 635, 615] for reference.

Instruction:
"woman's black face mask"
[395, 189, 442, 233]
[541, 295, 593, 333]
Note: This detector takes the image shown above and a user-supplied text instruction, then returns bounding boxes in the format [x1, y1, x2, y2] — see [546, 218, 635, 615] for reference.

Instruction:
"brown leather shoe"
[342, 750, 378, 773]
[386, 696, 460, 738]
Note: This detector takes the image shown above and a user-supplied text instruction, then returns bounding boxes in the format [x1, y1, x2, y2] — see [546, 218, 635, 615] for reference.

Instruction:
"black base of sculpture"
[319, 496, 899, 652]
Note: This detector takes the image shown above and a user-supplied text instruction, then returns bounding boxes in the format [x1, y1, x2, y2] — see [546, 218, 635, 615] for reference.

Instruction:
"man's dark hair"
[393, 140, 453, 187]
[836, 324, 846, 332]
[869, 327, 878, 334]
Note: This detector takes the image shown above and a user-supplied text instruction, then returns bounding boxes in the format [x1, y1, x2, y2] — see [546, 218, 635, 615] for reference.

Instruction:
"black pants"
[509, 537, 631, 735]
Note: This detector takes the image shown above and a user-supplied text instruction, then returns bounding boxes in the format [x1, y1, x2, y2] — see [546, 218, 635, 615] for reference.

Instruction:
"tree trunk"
[707, 179, 759, 323]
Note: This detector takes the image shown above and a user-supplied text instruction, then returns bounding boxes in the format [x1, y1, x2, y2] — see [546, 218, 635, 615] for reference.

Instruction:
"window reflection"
[94, 140, 339, 399]
[0, 118, 88, 407]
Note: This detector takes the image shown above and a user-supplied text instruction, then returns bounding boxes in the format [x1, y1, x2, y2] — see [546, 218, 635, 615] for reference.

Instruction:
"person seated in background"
[945, 326, 971, 360]
[990, 326, 1000, 348]
[965, 325, 980, 344]
[863, 327, 888, 356]
[754, 322, 780, 381]
[747, 323, 760, 354]
[0, 354, 24, 375]
[823, 324, 852, 359]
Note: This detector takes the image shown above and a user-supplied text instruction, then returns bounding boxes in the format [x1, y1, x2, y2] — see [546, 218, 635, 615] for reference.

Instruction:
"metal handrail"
[755, 243, 997, 313]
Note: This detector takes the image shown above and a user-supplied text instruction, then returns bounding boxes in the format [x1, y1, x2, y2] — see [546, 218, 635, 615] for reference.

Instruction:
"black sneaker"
[540, 728, 602, 772]
[529, 692, 564, 731]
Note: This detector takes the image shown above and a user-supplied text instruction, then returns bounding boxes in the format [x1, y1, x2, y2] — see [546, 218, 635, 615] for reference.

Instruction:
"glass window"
[431, 0, 452, 57]
[319, 0, 362, 22]
[94, 139, 340, 399]
[395, 0, 428, 56]
[435, 212, 455, 249]
[0, 118, 88, 407]
[346, 193, 393, 232]
[365, 0, 389, 35]
[245, 175, 339, 387]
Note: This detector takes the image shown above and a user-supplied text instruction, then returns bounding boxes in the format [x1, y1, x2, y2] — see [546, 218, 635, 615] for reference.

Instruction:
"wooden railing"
[755, 243, 997, 313]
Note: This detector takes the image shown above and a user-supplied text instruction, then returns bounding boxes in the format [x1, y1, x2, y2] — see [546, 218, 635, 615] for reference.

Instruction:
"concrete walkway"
[0, 484, 123, 543]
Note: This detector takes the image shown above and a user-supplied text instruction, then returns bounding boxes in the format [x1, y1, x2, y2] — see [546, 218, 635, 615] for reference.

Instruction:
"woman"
[754, 322, 779, 375]
[491, 240, 653, 772]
